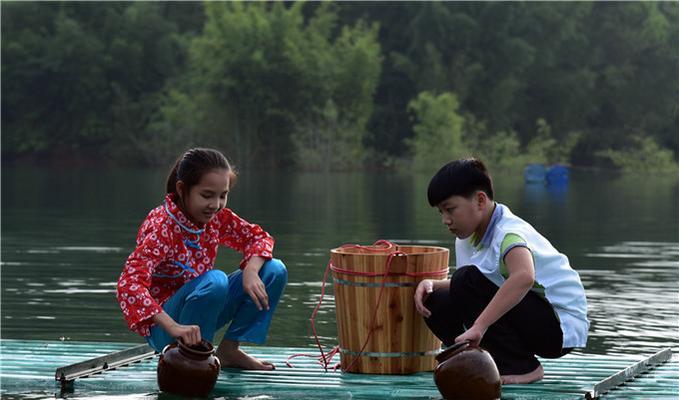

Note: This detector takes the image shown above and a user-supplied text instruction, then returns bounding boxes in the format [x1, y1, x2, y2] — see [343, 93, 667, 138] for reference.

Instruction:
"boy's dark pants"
[424, 265, 569, 375]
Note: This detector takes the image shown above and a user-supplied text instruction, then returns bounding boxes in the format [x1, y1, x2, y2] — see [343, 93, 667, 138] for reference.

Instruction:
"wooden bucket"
[330, 243, 449, 374]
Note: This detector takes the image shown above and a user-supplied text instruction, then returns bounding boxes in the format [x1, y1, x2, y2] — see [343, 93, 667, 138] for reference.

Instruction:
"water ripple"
[582, 240, 679, 355]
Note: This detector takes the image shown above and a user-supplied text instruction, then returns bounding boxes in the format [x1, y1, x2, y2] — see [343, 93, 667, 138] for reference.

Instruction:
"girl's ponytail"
[164, 148, 235, 197]
[165, 158, 182, 195]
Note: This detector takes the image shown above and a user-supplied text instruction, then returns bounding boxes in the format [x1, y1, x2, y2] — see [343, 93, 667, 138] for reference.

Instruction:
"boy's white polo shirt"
[455, 202, 589, 349]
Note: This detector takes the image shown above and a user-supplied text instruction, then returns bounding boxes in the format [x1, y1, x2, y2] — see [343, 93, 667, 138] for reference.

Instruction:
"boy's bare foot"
[215, 339, 275, 371]
[501, 363, 544, 384]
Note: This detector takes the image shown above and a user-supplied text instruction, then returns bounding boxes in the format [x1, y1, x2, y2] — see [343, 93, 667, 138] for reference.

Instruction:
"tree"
[1, 2, 193, 163]
[155, 2, 381, 169]
[407, 91, 468, 172]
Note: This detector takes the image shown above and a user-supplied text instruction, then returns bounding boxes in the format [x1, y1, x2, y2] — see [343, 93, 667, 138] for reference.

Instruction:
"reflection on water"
[1, 168, 678, 362]
[581, 241, 679, 354]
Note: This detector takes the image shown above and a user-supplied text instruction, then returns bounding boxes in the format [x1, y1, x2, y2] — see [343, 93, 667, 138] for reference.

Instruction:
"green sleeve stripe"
[499, 233, 545, 296]
[499, 233, 527, 277]
[500, 233, 527, 255]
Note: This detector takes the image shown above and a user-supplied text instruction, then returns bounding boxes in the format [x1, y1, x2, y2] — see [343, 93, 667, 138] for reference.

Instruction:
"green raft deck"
[1, 339, 677, 399]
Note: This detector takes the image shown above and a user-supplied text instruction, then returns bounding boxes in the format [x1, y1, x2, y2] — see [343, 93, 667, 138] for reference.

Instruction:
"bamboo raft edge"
[1, 339, 677, 399]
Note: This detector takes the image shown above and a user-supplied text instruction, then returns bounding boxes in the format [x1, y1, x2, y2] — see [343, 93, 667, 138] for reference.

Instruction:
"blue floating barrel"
[546, 164, 569, 185]
[524, 163, 546, 183]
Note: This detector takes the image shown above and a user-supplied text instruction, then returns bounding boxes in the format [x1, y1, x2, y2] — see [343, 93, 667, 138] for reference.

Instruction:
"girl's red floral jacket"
[116, 194, 274, 337]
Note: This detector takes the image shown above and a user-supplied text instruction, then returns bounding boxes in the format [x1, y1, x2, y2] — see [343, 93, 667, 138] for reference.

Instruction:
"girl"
[117, 148, 287, 370]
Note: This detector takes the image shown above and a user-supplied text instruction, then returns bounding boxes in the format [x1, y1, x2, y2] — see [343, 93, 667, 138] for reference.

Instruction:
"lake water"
[2, 166, 678, 361]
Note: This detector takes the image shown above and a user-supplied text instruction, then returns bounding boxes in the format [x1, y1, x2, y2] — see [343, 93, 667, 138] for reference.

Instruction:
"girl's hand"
[455, 324, 487, 347]
[243, 268, 269, 311]
[168, 323, 202, 346]
[153, 312, 201, 346]
[414, 279, 435, 317]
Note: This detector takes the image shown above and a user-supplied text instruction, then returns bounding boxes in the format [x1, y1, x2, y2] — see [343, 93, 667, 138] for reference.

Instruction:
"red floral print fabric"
[116, 194, 274, 336]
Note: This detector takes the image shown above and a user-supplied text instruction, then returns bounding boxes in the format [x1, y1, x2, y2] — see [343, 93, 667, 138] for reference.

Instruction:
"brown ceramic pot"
[157, 339, 220, 397]
[433, 341, 501, 400]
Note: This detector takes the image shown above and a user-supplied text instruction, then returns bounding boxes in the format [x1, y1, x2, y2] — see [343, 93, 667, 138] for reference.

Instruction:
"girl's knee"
[206, 268, 229, 286]
[197, 269, 229, 300]
[262, 258, 287, 283]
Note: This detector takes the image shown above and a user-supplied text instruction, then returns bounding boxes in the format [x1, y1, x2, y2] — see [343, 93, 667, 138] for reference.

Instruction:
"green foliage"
[154, 2, 381, 169]
[596, 136, 679, 174]
[406, 92, 469, 172]
[292, 100, 359, 171]
[524, 119, 581, 165]
[2, 2, 678, 172]
[472, 129, 525, 171]
[1, 2, 198, 162]
[291, 17, 382, 170]
[425, 115, 582, 172]
[340, 2, 678, 170]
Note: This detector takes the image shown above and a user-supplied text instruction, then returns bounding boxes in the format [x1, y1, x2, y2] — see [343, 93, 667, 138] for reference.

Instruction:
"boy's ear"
[476, 190, 488, 209]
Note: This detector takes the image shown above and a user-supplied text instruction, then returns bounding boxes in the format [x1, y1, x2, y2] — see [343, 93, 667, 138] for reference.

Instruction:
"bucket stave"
[330, 244, 449, 374]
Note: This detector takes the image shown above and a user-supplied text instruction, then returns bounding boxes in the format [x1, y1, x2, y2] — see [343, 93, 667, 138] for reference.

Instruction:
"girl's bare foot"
[501, 363, 543, 384]
[215, 339, 275, 371]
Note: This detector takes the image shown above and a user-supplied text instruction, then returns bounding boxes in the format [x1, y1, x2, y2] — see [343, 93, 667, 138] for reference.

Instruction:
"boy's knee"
[450, 265, 482, 292]
[263, 258, 287, 283]
[424, 287, 450, 312]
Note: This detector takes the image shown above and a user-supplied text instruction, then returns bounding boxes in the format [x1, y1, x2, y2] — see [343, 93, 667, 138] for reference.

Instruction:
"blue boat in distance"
[524, 163, 547, 183]
[524, 163, 570, 186]
[546, 164, 570, 186]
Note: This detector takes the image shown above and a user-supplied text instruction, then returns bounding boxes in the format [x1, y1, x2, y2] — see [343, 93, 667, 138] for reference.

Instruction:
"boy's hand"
[455, 324, 487, 347]
[243, 268, 269, 311]
[414, 279, 435, 317]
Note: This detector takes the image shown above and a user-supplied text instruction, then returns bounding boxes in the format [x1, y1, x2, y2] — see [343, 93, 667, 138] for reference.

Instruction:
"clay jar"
[157, 339, 221, 397]
[433, 341, 501, 400]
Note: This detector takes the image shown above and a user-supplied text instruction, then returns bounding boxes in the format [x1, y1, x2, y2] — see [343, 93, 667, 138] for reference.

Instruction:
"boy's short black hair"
[427, 158, 494, 206]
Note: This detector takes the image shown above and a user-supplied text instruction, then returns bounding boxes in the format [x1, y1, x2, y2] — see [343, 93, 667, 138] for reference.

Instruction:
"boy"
[414, 158, 588, 384]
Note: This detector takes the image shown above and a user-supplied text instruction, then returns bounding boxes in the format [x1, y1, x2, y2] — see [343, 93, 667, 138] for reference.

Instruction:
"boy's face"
[436, 192, 486, 239]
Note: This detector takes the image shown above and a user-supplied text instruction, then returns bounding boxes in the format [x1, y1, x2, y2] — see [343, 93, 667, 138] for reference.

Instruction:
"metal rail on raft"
[55, 343, 157, 390]
[584, 348, 673, 399]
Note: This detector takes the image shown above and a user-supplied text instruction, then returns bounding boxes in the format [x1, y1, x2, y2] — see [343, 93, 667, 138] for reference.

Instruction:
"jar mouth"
[435, 340, 470, 363]
[178, 339, 215, 356]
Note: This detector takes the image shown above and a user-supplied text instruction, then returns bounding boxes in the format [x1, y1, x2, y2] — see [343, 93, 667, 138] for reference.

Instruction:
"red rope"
[286, 259, 339, 371]
[332, 241, 446, 278]
[329, 264, 448, 278]
[285, 341, 341, 370]
[286, 240, 445, 371]
[339, 239, 397, 252]
[341, 249, 405, 372]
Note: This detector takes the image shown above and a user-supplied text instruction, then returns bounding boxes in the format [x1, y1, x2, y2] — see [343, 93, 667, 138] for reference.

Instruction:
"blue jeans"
[146, 258, 287, 352]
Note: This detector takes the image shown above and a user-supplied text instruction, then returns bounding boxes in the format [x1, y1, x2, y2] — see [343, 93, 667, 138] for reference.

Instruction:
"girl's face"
[177, 168, 230, 226]
[436, 192, 486, 239]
